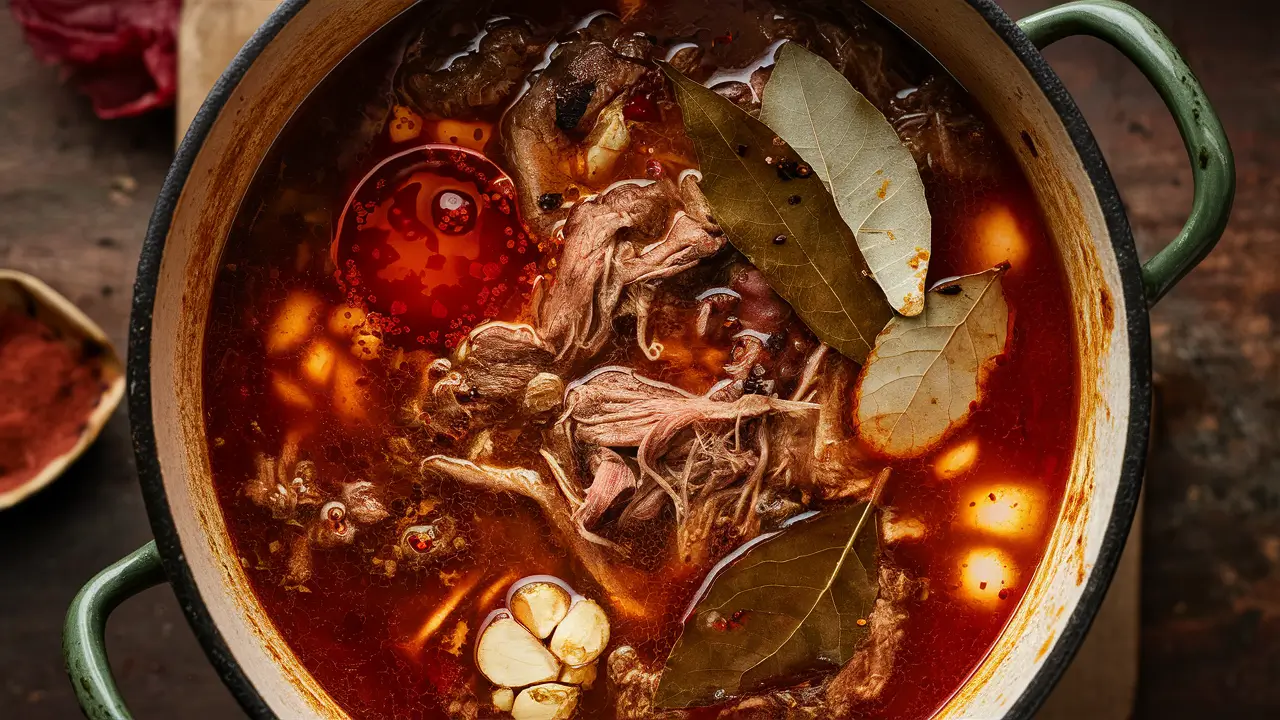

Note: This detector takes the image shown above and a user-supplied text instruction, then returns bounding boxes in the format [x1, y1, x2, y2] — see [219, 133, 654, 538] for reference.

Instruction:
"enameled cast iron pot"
[62, 1, 1235, 718]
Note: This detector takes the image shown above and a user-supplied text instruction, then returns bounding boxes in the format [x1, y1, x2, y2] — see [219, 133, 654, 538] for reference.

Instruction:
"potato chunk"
[265, 291, 323, 356]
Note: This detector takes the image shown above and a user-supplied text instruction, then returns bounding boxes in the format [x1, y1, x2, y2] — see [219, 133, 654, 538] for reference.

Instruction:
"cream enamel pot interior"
[63, 1, 1234, 718]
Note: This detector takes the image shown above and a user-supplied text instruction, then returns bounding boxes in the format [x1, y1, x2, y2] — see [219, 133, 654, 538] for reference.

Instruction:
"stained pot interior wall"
[149, 0, 1133, 717]
[151, 0, 414, 716]
[863, 0, 1132, 716]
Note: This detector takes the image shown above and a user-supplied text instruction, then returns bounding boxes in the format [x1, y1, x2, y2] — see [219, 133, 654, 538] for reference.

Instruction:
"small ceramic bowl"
[0, 269, 125, 509]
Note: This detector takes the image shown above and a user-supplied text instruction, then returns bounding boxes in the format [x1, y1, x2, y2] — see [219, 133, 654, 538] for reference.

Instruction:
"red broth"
[202, 1, 1078, 718]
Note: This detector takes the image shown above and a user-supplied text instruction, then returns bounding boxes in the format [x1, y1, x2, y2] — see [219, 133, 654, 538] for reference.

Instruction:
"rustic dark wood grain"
[0, 0, 1275, 718]
[1000, 0, 1280, 717]
[0, 10, 242, 720]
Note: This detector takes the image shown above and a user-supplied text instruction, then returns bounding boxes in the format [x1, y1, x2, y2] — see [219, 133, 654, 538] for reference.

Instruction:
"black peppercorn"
[787, 195, 801, 205]
[773, 234, 787, 244]
[736, 144, 748, 156]
[537, 193, 563, 211]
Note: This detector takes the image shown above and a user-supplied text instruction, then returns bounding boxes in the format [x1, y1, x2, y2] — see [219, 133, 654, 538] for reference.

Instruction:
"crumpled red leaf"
[10, 0, 180, 119]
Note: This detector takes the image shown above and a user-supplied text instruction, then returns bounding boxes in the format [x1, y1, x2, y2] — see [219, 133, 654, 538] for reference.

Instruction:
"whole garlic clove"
[510, 581, 572, 639]
[492, 687, 515, 713]
[474, 613, 561, 688]
[548, 599, 610, 667]
[524, 373, 564, 414]
[559, 661, 597, 689]
[511, 683, 580, 720]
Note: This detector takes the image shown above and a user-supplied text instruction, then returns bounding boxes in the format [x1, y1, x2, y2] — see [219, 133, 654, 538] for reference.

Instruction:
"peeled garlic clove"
[510, 581, 572, 639]
[474, 613, 561, 688]
[524, 372, 565, 414]
[548, 599, 610, 667]
[492, 687, 515, 713]
[559, 661, 597, 689]
[511, 683, 580, 720]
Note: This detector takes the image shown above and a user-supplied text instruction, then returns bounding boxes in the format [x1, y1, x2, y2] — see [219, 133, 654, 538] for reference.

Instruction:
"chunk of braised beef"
[612, 32, 657, 61]
[889, 75, 997, 180]
[501, 42, 647, 236]
[397, 19, 547, 119]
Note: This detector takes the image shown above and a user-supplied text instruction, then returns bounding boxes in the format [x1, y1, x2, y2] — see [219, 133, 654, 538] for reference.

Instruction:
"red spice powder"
[0, 309, 106, 494]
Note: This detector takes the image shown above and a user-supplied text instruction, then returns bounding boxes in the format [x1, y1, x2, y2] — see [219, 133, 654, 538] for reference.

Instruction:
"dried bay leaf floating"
[760, 43, 932, 316]
[659, 62, 892, 363]
[855, 267, 1012, 458]
[654, 483, 885, 708]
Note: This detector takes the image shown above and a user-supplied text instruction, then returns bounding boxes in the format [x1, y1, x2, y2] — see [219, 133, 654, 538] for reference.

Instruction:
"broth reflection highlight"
[202, 1, 1079, 718]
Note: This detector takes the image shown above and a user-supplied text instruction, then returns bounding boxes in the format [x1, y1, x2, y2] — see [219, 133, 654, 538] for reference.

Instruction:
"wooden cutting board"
[174, 4, 1141, 718]
[1037, 503, 1141, 719]
[177, 0, 284, 136]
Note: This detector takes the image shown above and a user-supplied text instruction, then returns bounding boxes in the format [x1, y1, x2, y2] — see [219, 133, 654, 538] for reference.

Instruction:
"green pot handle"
[64, 541, 166, 720]
[1018, 0, 1234, 306]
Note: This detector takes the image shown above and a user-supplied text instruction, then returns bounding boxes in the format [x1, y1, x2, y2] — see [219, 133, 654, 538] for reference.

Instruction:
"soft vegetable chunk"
[265, 291, 323, 356]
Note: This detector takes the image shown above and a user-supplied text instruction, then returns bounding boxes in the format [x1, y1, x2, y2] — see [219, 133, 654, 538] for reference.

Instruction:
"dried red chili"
[10, 0, 180, 119]
[0, 309, 105, 494]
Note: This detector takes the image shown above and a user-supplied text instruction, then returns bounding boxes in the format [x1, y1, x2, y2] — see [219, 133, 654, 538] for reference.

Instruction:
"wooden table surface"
[1, 0, 1276, 717]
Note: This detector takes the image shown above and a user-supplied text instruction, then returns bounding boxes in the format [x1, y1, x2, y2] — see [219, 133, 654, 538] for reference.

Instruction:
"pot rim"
[127, 1, 1151, 717]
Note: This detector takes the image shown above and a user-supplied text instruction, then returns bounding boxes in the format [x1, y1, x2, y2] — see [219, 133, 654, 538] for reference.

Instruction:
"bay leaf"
[854, 266, 1012, 458]
[654, 489, 884, 708]
[659, 62, 892, 363]
[760, 43, 932, 316]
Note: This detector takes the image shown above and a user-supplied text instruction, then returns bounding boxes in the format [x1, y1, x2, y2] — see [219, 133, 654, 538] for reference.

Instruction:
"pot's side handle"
[1018, 0, 1235, 306]
[64, 541, 166, 720]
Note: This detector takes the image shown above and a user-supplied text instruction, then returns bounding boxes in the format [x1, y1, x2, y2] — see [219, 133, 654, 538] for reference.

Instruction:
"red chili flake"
[713, 30, 735, 45]
[998, 588, 1010, 600]
[645, 159, 664, 179]
[989, 492, 997, 501]
[407, 533, 433, 553]
[979, 581, 988, 590]
[623, 91, 661, 122]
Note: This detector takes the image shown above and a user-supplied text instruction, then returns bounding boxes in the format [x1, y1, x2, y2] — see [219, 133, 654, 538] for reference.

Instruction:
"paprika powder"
[0, 308, 107, 495]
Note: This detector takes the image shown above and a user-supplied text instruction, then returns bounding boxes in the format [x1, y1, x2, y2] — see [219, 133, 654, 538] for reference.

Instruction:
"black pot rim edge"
[126, 1, 1151, 718]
